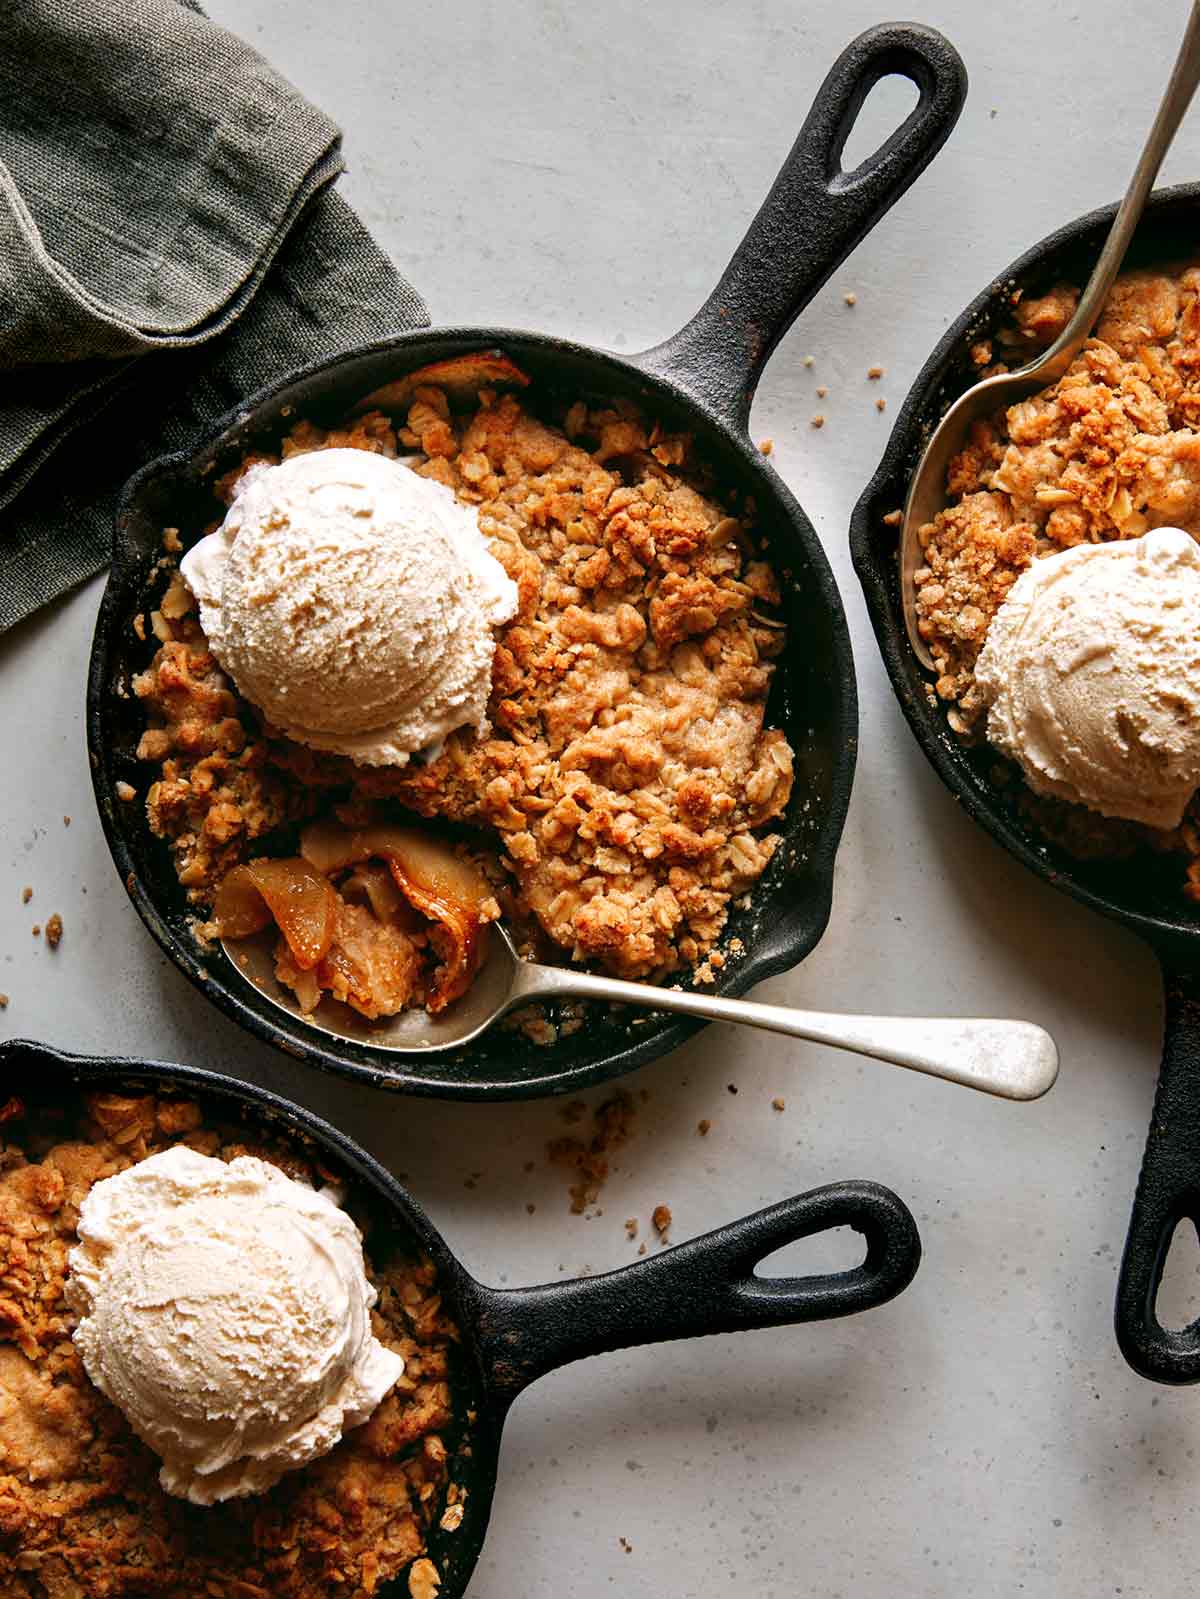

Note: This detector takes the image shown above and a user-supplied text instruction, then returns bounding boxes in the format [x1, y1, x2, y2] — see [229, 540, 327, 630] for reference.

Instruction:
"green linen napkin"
[0, 0, 429, 632]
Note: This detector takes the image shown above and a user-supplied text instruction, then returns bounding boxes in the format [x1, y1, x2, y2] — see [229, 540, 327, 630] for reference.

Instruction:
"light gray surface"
[2, 2, 1198, 1594]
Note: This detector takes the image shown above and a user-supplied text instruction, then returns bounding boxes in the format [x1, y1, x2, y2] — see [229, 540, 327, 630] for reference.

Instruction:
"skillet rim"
[87, 324, 858, 1097]
[850, 180, 1200, 953]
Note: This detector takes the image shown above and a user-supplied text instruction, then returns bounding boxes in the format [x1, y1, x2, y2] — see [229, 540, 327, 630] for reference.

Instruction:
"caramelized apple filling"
[212, 825, 497, 1020]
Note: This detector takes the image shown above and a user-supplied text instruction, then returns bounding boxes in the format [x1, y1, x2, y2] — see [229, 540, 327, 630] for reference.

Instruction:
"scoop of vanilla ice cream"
[66, 1144, 404, 1506]
[180, 448, 518, 765]
[975, 526, 1200, 829]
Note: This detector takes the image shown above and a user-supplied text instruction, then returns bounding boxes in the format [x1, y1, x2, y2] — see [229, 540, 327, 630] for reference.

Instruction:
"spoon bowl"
[223, 923, 1059, 1101]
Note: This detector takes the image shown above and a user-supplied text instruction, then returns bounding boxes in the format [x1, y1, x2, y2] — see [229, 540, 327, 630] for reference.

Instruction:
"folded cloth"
[0, 0, 429, 634]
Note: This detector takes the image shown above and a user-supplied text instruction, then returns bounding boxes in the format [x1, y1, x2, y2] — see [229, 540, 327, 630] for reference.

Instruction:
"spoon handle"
[522, 966, 1058, 1100]
[1037, 0, 1200, 383]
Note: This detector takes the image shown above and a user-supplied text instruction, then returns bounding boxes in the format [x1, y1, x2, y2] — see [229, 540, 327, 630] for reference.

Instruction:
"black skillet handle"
[1116, 955, 1200, 1383]
[468, 1180, 919, 1416]
[632, 23, 967, 432]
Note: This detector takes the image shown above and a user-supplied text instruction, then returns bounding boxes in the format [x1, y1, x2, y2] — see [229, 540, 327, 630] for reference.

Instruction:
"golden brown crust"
[0, 1092, 460, 1599]
[135, 390, 795, 999]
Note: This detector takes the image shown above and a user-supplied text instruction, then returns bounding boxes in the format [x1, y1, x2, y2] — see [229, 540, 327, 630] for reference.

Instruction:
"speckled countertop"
[2, 3, 1198, 1594]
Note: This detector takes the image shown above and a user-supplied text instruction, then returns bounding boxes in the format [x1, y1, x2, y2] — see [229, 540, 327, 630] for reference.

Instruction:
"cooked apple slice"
[300, 820, 492, 1011]
[214, 859, 337, 971]
[298, 818, 365, 877]
[342, 861, 406, 923]
[352, 350, 530, 416]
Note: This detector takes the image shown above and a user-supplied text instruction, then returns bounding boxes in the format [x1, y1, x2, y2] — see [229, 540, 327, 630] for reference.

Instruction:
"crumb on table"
[811, 414, 825, 429]
[547, 1091, 636, 1213]
[44, 913, 63, 949]
[21, 886, 31, 904]
[652, 1203, 672, 1240]
[844, 291, 857, 306]
[868, 366, 884, 380]
[697, 1118, 711, 1136]
[771, 1096, 785, 1112]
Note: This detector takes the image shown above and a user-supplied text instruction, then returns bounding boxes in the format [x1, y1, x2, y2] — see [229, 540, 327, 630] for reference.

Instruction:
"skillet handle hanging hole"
[469, 1180, 919, 1415]
[630, 23, 967, 430]
[1116, 957, 1200, 1383]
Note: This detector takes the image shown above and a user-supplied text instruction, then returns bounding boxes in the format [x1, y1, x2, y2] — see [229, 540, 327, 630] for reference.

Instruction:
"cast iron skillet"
[850, 184, 1200, 1384]
[0, 1037, 919, 1596]
[87, 23, 967, 1099]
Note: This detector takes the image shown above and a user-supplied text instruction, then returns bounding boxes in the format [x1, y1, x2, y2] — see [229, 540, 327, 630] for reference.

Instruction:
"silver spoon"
[223, 924, 1058, 1100]
[901, 1, 1200, 669]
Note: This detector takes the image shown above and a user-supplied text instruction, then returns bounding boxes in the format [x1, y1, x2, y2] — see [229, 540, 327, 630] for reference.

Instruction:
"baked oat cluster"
[0, 1090, 461, 1599]
[133, 373, 794, 1016]
[912, 264, 1200, 883]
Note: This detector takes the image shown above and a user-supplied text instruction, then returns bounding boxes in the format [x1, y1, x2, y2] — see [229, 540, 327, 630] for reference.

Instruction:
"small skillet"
[851, 185, 1200, 1384]
[0, 1036, 920, 1598]
[87, 23, 967, 1099]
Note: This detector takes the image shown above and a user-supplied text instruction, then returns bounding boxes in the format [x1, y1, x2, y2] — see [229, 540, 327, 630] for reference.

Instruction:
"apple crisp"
[133, 370, 795, 1018]
[0, 1088, 462, 1599]
[911, 264, 1200, 886]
